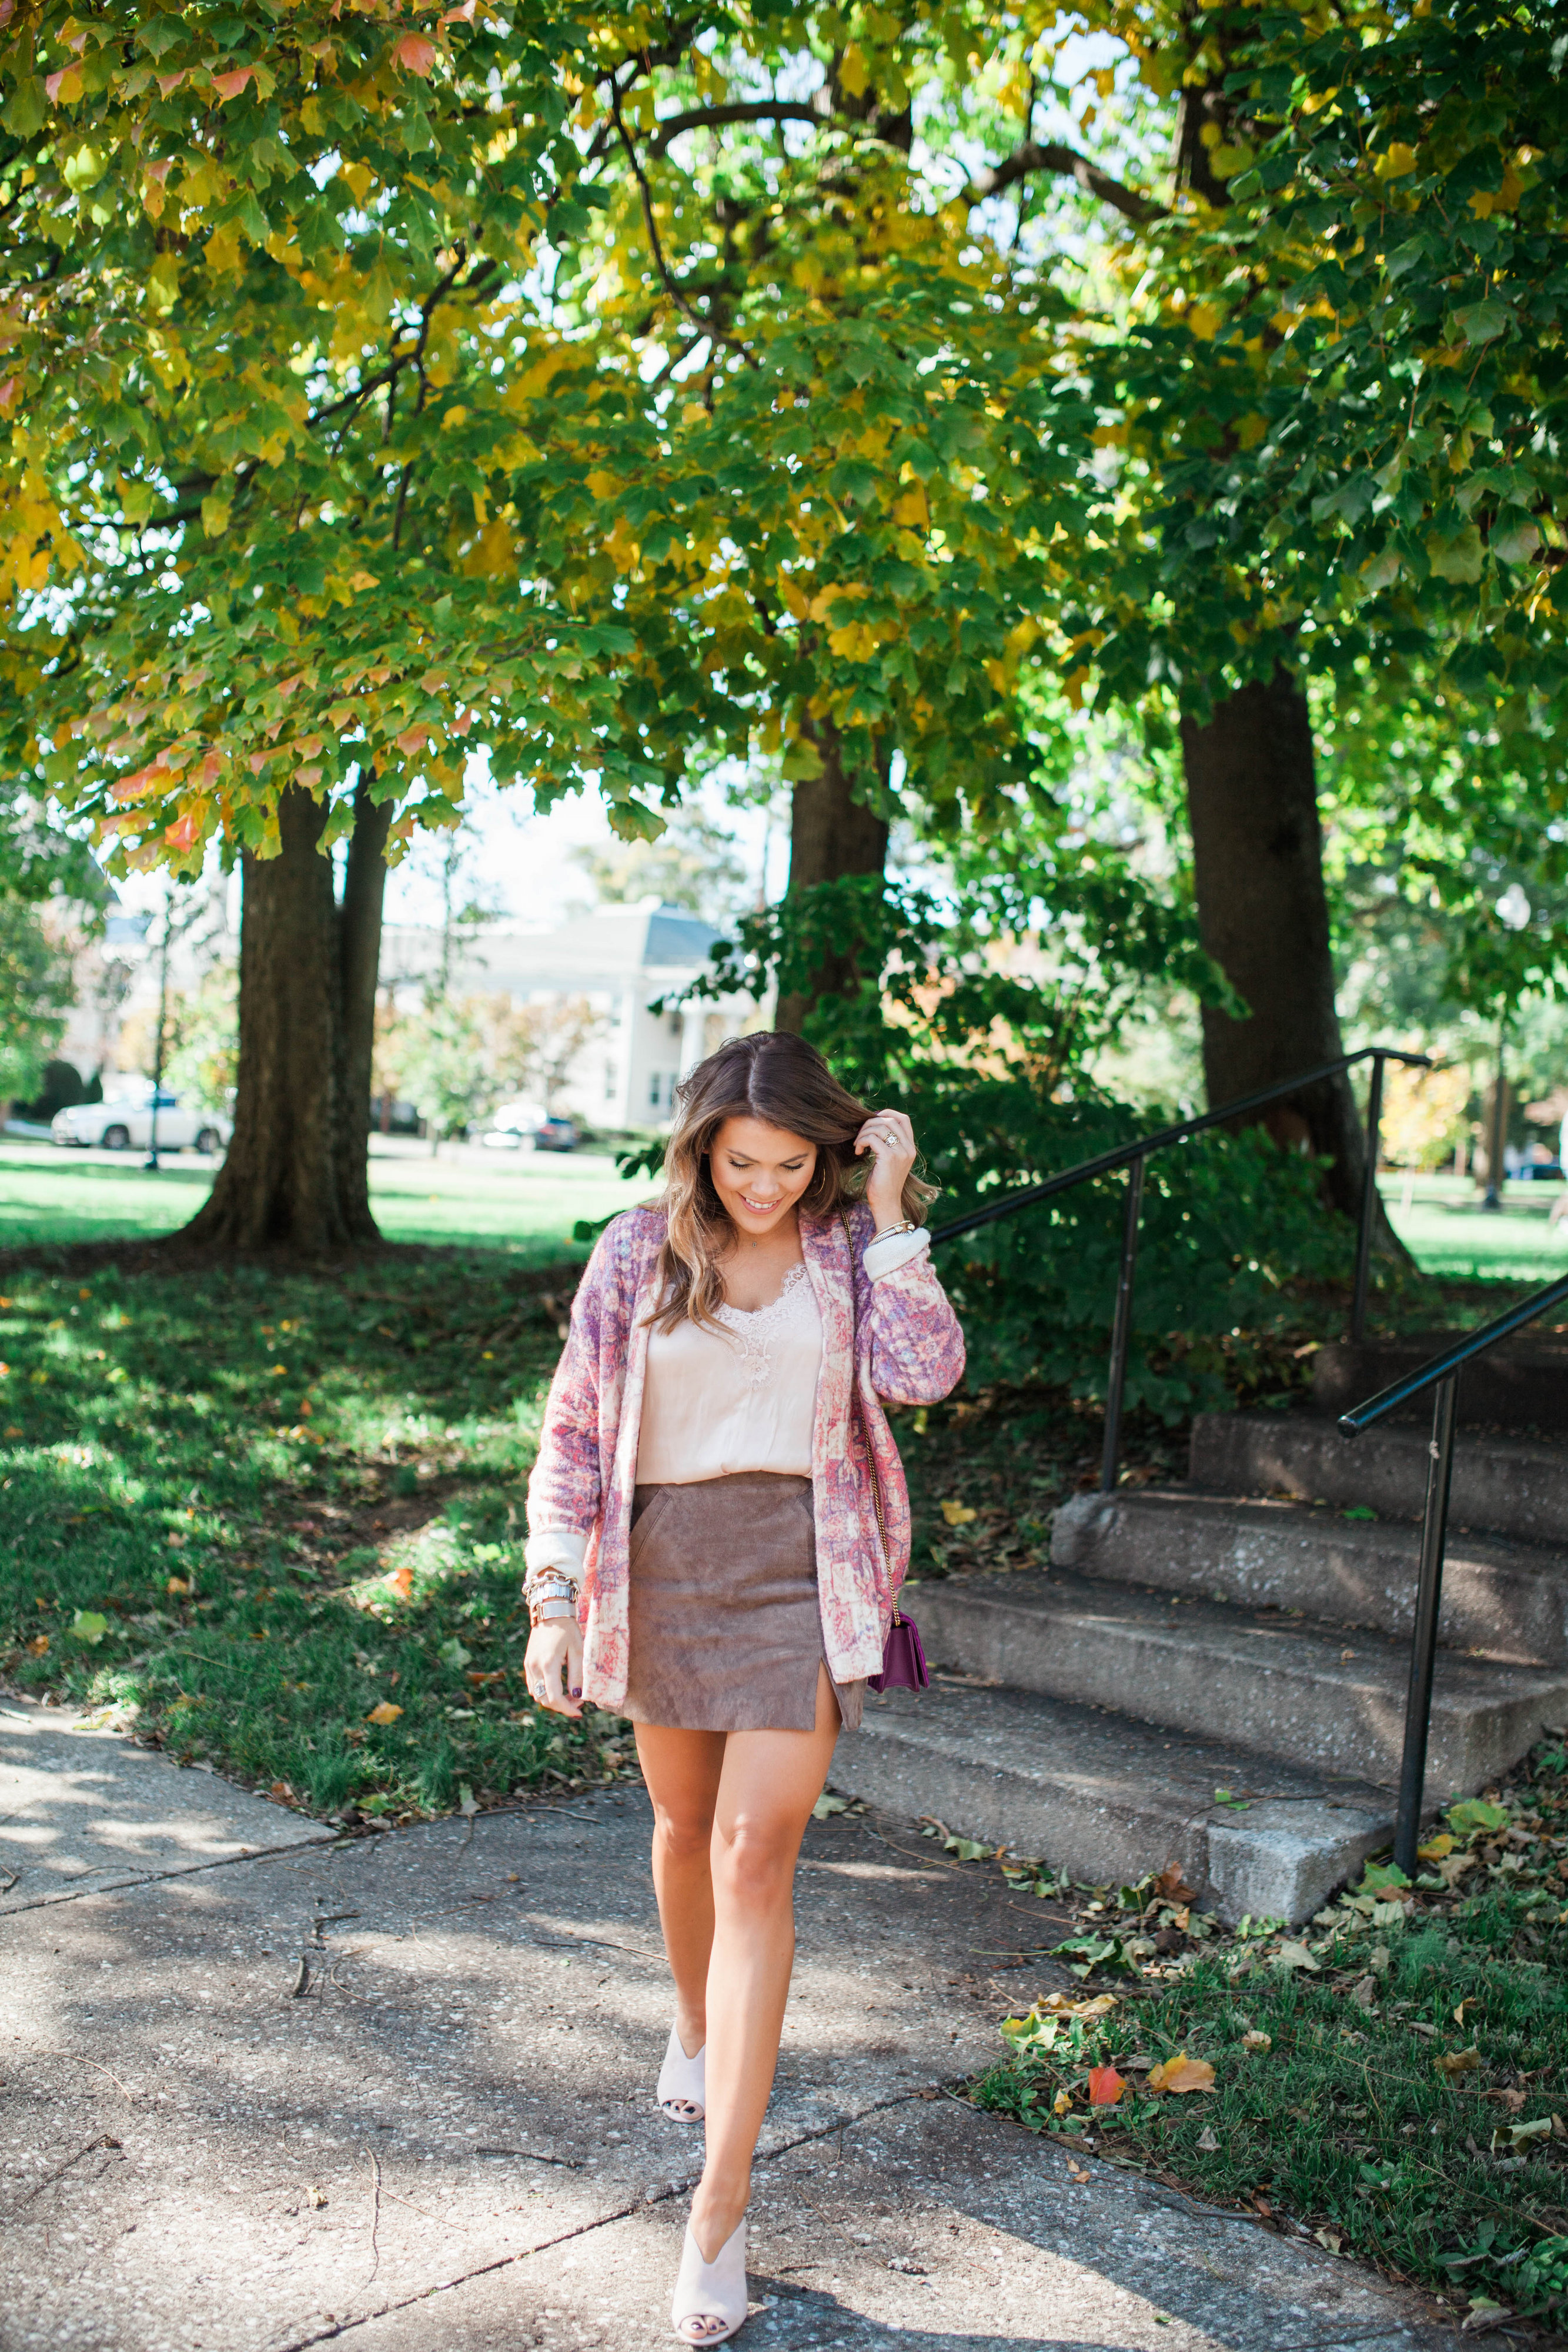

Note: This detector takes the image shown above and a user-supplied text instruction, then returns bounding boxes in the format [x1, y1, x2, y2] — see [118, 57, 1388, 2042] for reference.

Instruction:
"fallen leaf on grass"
[1087, 2065, 1125, 2106]
[166, 1576, 189, 1596]
[70, 1609, 109, 1645]
[1462, 2301, 1512, 2335]
[1435, 2047, 1482, 2078]
[1492, 2117, 1553, 2152]
[1148, 2053, 1216, 2096]
[25, 1633, 47, 1655]
[939, 1499, 978, 1526]
[1196, 2126, 1219, 2151]
[1273, 1941, 1321, 1972]
[1440, 1853, 1480, 1888]
[466, 1669, 506, 1686]
[1154, 1863, 1199, 1905]
[365, 1701, 403, 1725]
[1418, 1833, 1456, 1861]
[439, 1636, 472, 1669]
[385, 1565, 414, 1600]
[1314, 2227, 1343, 2254]
[1348, 1975, 1379, 2012]
[1241, 2030, 1272, 2052]
[1448, 1799, 1507, 1837]
[1035, 1992, 1118, 2020]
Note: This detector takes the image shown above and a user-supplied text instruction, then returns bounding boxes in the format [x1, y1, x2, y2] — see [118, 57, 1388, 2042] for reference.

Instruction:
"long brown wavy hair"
[651, 1031, 937, 1332]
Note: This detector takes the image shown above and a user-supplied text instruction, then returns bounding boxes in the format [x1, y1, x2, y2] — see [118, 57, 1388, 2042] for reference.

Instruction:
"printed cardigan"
[525, 1201, 966, 1709]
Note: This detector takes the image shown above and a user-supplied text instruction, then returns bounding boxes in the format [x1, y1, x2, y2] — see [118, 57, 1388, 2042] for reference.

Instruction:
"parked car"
[52, 1089, 230, 1155]
[480, 1100, 579, 1153]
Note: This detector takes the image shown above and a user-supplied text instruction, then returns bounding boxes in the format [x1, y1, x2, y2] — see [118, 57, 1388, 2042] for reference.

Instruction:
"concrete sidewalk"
[1, 1698, 1459, 2351]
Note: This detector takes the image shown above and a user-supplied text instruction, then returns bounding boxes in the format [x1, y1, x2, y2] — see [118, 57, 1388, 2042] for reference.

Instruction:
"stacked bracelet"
[526, 1571, 580, 1629]
[873, 1218, 918, 1241]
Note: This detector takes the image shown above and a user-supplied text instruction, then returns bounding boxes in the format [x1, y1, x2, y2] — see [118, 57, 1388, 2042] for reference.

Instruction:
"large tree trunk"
[1181, 667, 1382, 1227]
[776, 716, 889, 1033]
[181, 785, 389, 1254]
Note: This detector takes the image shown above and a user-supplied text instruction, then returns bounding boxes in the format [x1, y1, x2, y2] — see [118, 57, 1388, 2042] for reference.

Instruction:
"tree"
[1, 1, 633, 1251]
[1067, 0, 1568, 1207]
[0, 898, 74, 1111]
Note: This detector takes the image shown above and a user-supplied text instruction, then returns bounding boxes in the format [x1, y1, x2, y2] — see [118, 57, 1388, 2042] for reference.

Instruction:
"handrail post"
[1350, 1052, 1386, 1348]
[1392, 1372, 1459, 1877]
[1100, 1155, 1146, 1495]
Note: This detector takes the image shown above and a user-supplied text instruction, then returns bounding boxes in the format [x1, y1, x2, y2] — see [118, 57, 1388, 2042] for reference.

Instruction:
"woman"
[522, 1032, 964, 2344]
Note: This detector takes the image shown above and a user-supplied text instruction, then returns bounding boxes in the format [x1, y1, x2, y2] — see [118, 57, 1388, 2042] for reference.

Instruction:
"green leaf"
[70, 1609, 110, 1645]
[2, 77, 46, 138]
[1452, 298, 1509, 347]
[1448, 1799, 1509, 1837]
[437, 1636, 472, 1669]
[1426, 527, 1484, 584]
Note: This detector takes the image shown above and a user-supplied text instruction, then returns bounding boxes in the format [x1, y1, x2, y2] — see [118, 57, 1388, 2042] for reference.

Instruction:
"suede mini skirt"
[622, 1470, 865, 1734]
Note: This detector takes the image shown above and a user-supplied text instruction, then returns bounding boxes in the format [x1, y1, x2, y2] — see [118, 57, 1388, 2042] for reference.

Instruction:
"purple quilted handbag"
[842, 1211, 930, 1699]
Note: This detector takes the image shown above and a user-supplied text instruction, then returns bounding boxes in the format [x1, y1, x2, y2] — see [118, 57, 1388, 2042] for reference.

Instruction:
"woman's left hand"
[854, 1107, 918, 1227]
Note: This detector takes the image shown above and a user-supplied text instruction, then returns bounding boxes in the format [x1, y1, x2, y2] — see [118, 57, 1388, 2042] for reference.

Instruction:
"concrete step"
[1051, 1486, 1568, 1662]
[903, 1569, 1568, 1796]
[1192, 1408, 1568, 1551]
[840, 1676, 1393, 1926]
[1313, 1332, 1568, 1432]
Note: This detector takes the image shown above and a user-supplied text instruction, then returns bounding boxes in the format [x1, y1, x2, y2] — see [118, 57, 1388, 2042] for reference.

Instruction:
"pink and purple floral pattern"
[526, 1203, 965, 1709]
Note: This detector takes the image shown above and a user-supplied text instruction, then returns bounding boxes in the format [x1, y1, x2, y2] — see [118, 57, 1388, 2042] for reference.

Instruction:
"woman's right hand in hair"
[524, 1614, 585, 1719]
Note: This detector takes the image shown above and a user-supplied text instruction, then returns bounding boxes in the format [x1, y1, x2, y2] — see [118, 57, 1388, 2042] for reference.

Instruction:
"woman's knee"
[713, 1813, 804, 1906]
[651, 1800, 714, 1865]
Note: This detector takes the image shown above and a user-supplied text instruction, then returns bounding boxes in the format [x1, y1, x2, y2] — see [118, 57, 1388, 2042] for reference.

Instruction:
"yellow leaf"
[1186, 304, 1222, 342]
[1034, 1992, 1118, 2020]
[779, 576, 810, 621]
[839, 42, 870, 97]
[1417, 1833, 1455, 1861]
[586, 470, 620, 502]
[1435, 2046, 1480, 2077]
[940, 1499, 978, 1526]
[1374, 142, 1417, 180]
[366, 1701, 403, 1725]
[1148, 2052, 1216, 2095]
[348, 570, 377, 592]
[892, 485, 929, 528]
[1236, 412, 1269, 450]
[1091, 423, 1126, 449]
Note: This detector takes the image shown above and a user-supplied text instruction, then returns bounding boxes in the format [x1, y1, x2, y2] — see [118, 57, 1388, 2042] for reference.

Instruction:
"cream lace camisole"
[636, 1262, 823, 1485]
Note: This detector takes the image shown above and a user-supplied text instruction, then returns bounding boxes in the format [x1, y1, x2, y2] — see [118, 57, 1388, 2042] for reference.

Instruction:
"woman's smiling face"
[708, 1115, 818, 1237]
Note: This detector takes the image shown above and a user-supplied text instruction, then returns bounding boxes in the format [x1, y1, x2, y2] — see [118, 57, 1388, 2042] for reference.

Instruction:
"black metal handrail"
[1339, 1272, 1568, 1876]
[929, 1045, 1430, 1495]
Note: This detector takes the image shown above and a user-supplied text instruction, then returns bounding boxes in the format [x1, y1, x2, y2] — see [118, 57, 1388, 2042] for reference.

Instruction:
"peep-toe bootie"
[671, 2216, 747, 2344]
[656, 2023, 706, 2124]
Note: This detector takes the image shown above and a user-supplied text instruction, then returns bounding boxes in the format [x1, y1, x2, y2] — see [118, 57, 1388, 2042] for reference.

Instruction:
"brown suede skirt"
[622, 1471, 865, 1734]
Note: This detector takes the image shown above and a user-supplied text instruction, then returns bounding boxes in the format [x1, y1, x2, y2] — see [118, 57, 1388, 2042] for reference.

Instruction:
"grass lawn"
[1383, 1172, 1568, 1288]
[969, 1746, 1568, 2333]
[0, 1139, 649, 1255]
[0, 1250, 631, 1814]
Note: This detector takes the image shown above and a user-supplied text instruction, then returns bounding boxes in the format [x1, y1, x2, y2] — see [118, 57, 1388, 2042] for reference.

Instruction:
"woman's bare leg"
[634, 1722, 727, 2061]
[690, 1666, 840, 2263]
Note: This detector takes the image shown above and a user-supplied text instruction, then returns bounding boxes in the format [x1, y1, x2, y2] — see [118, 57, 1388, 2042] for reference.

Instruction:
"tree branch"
[646, 101, 824, 159]
[965, 140, 1165, 225]
[607, 79, 757, 367]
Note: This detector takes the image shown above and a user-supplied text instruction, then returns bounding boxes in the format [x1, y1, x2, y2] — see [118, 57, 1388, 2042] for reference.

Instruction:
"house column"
[678, 1004, 707, 1080]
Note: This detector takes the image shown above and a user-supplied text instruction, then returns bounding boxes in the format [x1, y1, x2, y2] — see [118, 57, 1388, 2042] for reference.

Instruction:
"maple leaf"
[1086, 2064, 1125, 2107]
[395, 33, 439, 76]
[212, 68, 255, 102]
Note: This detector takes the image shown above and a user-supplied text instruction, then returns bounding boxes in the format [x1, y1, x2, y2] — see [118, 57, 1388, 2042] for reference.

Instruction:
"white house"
[377, 898, 764, 1130]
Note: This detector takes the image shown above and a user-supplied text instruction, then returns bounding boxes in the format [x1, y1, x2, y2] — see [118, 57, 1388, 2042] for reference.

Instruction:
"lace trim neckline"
[717, 1260, 810, 1327]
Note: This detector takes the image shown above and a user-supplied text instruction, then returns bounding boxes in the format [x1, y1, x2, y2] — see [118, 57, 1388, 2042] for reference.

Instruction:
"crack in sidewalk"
[263, 2089, 934, 2351]
[0, 1830, 342, 1917]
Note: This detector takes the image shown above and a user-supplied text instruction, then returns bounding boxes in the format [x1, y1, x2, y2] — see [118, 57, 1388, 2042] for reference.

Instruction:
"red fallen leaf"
[394, 32, 439, 74]
[384, 1565, 414, 1599]
[1087, 2065, 1125, 2106]
[466, 1669, 507, 1686]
